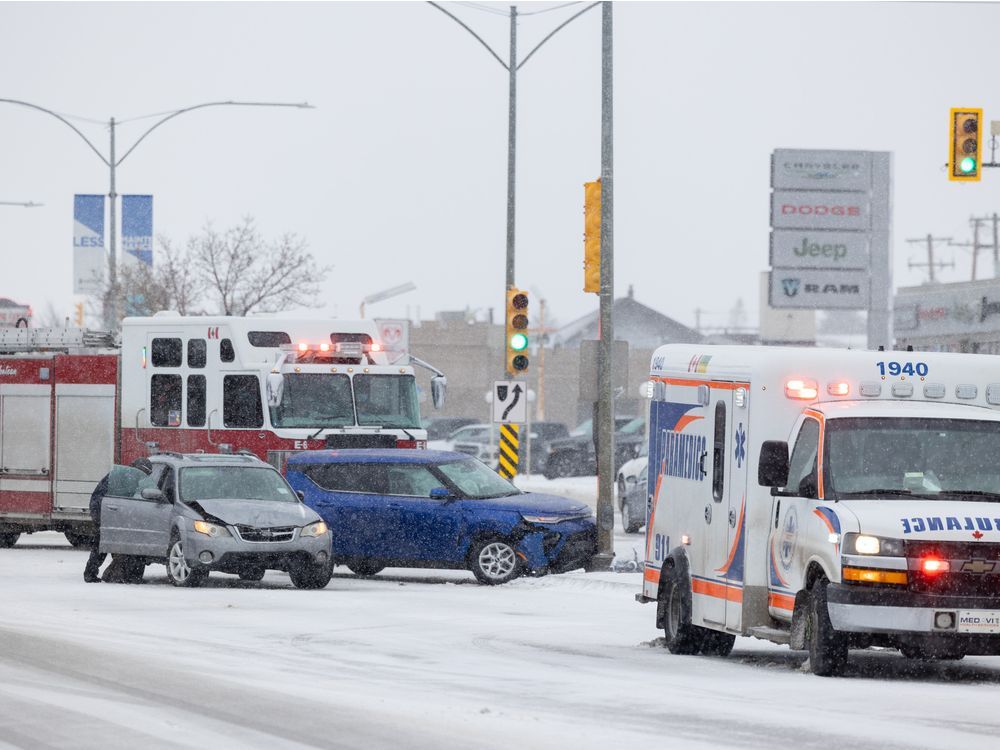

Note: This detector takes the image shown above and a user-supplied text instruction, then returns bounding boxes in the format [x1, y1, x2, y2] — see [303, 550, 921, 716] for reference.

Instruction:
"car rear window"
[302, 463, 390, 494]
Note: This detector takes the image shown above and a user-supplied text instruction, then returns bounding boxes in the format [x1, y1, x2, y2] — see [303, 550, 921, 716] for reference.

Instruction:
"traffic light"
[505, 287, 529, 375]
[583, 179, 601, 293]
[949, 108, 982, 181]
[73, 302, 84, 327]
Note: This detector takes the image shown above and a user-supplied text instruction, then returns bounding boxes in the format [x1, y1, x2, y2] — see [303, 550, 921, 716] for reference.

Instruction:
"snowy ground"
[2, 479, 1000, 749]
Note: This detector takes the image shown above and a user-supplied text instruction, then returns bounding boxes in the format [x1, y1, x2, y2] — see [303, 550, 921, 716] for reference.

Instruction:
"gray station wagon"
[99, 452, 333, 588]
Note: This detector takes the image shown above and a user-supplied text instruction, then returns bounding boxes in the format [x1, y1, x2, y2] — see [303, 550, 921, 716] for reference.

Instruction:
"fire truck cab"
[0, 314, 444, 547]
[638, 344, 1000, 675]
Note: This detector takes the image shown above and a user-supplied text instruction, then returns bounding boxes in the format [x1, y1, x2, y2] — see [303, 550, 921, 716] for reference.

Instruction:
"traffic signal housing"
[583, 179, 601, 293]
[949, 108, 982, 182]
[505, 287, 529, 376]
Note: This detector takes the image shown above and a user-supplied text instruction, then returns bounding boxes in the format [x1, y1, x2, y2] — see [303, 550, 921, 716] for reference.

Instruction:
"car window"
[135, 465, 167, 497]
[179, 466, 296, 503]
[302, 463, 389, 494]
[620, 418, 646, 435]
[436, 458, 519, 499]
[571, 419, 592, 437]
[105, 465, 148, 498]
[387, 465, 442, 496]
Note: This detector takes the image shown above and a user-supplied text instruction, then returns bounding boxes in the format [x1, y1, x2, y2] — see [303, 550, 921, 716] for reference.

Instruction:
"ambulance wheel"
[0, 532, 20, 548]
[661, 562, 705, 654]
[700, 630, 736, 657]
[807, 577, 848, 676]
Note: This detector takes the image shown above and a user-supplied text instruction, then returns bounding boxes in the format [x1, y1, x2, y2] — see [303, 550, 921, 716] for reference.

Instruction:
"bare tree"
[189, 217, 329, 315]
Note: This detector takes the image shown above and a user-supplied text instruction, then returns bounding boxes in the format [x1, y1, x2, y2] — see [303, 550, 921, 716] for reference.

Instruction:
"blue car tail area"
[283, 451, 597, 578]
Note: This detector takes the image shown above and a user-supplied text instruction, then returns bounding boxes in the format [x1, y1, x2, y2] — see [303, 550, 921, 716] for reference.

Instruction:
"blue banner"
[122, 195, 153, 267]
[73, 194, 105, 294]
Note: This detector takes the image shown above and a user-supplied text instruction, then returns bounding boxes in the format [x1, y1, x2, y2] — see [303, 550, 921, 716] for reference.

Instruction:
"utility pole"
[905, 234, 953, 283]
[593, 0, 615, 570]
[968, 213, 1000, 277]
[951, 217, 988, 281]
[694, 307, 703, 333]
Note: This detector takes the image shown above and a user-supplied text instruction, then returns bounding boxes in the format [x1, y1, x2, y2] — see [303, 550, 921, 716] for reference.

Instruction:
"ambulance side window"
[220, 339, 235, 363]
[150, 375, 182, 427]
[787, 419, 820, 498]
[187, 339, 206, 369]
[223, 374, 263, 428]
[712, 401, 726, 502]
[187, 375, 206, 427]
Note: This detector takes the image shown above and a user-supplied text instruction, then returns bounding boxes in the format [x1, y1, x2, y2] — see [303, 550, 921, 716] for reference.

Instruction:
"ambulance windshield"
[269, 373, 355, 428]
[825, 417, 1000, 500]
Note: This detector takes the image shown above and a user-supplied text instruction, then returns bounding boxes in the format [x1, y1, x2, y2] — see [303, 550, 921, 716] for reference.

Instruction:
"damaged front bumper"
[515, 518, 597, 574]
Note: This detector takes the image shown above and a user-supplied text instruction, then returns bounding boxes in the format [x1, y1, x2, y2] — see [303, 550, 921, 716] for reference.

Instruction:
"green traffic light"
[510, 332, 528, 351]
[960, 156, 977, 173]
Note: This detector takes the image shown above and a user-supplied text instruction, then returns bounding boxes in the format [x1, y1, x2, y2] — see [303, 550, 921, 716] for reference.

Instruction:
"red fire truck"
[0, 313, 445, 547]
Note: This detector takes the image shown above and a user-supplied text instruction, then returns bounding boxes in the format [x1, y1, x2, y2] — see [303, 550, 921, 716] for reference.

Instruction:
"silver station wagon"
[99, 452, 333, 588]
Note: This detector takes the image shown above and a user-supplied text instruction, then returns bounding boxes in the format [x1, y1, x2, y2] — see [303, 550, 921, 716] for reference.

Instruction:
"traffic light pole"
[592, 0, 615, 570]
[506, 5, 517, 291]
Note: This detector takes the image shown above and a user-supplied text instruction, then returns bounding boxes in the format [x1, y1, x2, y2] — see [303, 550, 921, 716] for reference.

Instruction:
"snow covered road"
[2, 528, 1000, 750]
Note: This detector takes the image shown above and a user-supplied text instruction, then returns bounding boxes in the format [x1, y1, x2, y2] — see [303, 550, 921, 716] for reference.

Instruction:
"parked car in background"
[542, 416, 645, 478]
[423, 416, 479, 442]
[524, 421, 570, 475]
[99, 453, 333, 588]
[427, 423, 495, 453]
[285, 450, 597, 584]
[442, 423, 500, 465]
[616, 444, 648, 533]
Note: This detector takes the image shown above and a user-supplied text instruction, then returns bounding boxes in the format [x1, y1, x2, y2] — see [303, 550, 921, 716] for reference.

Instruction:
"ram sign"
[769, 269, 869, 310]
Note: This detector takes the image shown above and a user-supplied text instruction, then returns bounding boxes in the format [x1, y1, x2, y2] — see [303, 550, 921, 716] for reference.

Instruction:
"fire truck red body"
[0, 314, 443, 546]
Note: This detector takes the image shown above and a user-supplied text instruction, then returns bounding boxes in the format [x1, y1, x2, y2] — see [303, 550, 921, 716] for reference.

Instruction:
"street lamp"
[360, 281, 417, 318]
[0, 201, 43, 207]
[0, 98, 314, 327]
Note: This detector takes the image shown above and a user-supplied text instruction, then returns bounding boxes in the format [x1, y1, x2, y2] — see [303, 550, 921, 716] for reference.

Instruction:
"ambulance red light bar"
[370, 342, 382, 353]
[298, 342, 308, 352]
[785, 379, 818, 400]
[921, 557, 950, 575]
[827, 381, 850, 397]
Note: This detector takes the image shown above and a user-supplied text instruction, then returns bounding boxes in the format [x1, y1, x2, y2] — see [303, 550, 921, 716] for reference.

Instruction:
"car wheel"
[806, 577, 848, 676]
[621, 497, 643, 534]
[0, 532, 20, 548]
[660, 561, 706, 654]
[64, 530, 94, 548]
[469, 538, 522, 585]
[290, 560, 333, 589]
[166, 534, 206, 588]
[347, 560, 385, 577]
[238, 566, 266, 582]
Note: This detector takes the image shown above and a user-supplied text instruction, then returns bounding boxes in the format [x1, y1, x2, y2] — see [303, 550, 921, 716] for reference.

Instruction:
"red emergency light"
[921, 557, 949, 576]
[785, 379, 818, 400]
[827, 381, 850, 396]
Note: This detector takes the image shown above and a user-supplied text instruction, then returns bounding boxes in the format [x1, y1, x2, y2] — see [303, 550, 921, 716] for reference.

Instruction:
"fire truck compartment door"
[0, 384, 52, 475]
[55, 384, 116, 511]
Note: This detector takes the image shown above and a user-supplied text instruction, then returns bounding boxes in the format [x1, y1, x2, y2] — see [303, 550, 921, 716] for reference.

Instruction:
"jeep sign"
[770, 230, 869, 270]
[769, 269, 869, 310]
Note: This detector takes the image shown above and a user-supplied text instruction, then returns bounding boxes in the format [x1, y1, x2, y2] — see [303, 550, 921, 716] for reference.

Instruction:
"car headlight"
[842, 533, 905, 556]
[522, 514, 566, 524]
[193, 520, 230, 538]
[301, 520, 329, 538]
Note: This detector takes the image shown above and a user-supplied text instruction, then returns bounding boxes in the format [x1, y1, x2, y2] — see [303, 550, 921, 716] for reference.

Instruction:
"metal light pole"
[428, 1, 600, 361]
[593, 0, 615, 570]
[0, 98, 313, 328]
[0, 201, 43, 208]
[360, 281, 417, 319]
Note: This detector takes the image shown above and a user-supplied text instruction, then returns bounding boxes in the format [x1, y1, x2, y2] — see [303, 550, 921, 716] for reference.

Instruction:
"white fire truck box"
[639, 344, 1000, 675]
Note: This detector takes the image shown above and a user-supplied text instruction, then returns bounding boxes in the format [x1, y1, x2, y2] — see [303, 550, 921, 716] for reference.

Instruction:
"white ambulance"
[637, 344, 1000, 675]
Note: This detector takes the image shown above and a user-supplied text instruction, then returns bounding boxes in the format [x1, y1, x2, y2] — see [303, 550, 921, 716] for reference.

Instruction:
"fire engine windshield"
[270, 374, 355, 428]
[825, 417, 1000, 499]
[353, 374, 421, 429]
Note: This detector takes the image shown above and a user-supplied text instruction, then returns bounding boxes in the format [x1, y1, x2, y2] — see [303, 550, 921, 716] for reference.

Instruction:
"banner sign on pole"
[73, 194, 106, 294]
[122, 195, 153, 267]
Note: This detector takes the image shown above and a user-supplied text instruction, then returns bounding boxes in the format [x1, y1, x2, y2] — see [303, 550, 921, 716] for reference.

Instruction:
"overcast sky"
[3, 1, 1000, 332]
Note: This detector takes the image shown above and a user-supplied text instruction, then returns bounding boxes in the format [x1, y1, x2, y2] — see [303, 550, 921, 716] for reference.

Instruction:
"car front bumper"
[516, 518, 597, 574]
[182, 527, 332, 573]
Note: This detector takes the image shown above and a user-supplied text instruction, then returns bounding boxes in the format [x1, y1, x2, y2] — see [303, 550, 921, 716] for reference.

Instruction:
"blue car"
[284, 450, 597, 585]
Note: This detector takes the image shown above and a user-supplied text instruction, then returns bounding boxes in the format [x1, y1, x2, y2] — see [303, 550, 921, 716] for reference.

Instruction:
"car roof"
[286, 449, 471, 466]
[150, 452, 272, 469]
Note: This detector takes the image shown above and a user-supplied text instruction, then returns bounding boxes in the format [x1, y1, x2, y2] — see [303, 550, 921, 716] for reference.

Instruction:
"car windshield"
[826, 417, 1000, 499]
[270, 373, 354, 428]
[436, 458, 520, 499]
[179, 466, 298, 503]
[354, 374, 421, 429]
[620, 417, 646, 435]
[571, 419, 593, 437]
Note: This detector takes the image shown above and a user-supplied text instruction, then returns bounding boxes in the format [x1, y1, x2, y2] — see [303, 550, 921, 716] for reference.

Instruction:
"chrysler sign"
[772, 149, 872, 191]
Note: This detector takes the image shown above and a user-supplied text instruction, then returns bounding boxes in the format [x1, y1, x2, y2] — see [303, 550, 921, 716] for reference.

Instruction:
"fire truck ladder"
[0, 327, 117, 353]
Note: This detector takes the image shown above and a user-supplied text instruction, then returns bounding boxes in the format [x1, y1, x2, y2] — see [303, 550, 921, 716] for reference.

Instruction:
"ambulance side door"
[699, 391, 732, 627]
[767, 416, 820, 620]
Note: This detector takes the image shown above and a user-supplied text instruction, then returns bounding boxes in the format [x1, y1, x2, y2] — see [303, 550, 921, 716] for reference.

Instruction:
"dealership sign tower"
[769, 149, 893, 349]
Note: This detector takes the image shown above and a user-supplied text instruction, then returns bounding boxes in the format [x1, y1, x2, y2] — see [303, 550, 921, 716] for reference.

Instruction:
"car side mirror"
[266, 371, 285, 408]
[429, 487, 453, 500]
[431, 375, 447, 410]
[758, 440, 789, 487]
[296, 490, 305, 501]
[140, 487, 165, 502]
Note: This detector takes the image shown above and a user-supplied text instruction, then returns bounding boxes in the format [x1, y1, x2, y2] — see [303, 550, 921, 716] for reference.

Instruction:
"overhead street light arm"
[0, 98, 110, 165]
[0, 201, 43, 207]
[517, 1, 599, 70]
[427, 1, 509, 70]
[116, 100, 314, 166]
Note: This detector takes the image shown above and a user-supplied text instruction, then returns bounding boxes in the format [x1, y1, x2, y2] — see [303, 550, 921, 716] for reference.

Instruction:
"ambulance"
[0, 313, 445, 547]
[637, 344, 1000, 675]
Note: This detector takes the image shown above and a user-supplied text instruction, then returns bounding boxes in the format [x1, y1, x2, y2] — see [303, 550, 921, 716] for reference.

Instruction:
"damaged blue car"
[284, 450, 596, 585]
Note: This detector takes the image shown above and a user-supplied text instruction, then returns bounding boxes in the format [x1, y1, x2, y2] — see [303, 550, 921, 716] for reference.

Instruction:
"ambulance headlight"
[843, 533, 904, 557]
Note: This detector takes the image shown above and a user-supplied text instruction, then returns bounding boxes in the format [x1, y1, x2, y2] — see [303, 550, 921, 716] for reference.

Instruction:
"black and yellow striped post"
[497, 423, 520, 479]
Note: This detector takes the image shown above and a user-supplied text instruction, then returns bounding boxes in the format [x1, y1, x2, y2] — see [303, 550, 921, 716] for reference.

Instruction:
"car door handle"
[388, 503, 403, 509]
[106, 505, 119, 512]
